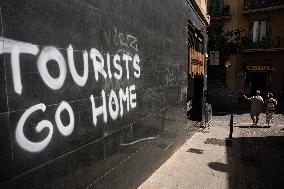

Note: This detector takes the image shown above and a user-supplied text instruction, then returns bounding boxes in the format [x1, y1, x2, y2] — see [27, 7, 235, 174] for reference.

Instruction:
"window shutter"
[267, 15, 272, 40]
[249, 19, 254, 42]
[220, 0, 224, 16]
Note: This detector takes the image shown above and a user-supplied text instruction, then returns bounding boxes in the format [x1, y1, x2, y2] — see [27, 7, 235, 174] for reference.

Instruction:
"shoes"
[266, 120, 273, 126]
[251, 123, 258, 127]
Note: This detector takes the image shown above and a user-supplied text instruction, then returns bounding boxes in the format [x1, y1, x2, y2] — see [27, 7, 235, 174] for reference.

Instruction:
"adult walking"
[265, 92, 277, 126]
[243, 90, 264, 126]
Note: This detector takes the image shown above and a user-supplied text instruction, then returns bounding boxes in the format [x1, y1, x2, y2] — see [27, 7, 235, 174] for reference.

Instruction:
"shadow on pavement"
[212, 111, 250, 116]
[209, 136, 284, 189]
[208, 162, 229, 173]
[234, 125, 271, 129]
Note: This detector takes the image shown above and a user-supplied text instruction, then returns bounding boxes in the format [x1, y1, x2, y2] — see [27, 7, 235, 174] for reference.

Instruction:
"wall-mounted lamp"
[225, 60, 232, 68]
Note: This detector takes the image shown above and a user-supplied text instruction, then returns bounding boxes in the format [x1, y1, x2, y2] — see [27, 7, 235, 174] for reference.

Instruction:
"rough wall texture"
[0, 0, 194, 188]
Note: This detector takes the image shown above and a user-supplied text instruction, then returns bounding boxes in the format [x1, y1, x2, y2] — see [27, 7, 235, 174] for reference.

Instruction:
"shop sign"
[189, 48, 204, 77]
[246, 65, 274, 72]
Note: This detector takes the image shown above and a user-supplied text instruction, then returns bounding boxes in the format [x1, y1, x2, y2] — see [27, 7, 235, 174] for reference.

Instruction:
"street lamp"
[225, 59, 234, 135]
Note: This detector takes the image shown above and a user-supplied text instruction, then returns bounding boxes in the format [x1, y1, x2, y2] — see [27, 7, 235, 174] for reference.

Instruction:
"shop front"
[186, 0, 209, 124]
[242, 50, 284, 111]
[188, 28, 206, 121]
[244, 64, 273, 96]
[188, 49, 205, 121]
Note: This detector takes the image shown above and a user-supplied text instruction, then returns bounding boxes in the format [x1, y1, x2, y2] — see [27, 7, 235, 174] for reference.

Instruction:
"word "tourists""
[0, 37, 141, 153]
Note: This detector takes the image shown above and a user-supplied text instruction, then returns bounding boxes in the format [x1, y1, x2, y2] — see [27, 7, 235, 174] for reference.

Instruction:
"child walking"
[265, 92, 277, 126]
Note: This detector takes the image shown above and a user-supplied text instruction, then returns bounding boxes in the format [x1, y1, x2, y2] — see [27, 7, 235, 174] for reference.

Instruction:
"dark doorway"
[192, 75, 204, 121]
[247, 72, 269, 97]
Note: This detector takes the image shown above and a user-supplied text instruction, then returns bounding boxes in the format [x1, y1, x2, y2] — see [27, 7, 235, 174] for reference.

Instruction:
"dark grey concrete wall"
[0, 0, 199, 188]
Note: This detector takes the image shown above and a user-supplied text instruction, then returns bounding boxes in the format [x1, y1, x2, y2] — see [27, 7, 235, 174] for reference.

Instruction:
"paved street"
[138, 113, 284, 189]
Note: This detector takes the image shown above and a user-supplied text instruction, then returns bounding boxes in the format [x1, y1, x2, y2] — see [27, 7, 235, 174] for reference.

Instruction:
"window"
[252, 20, 267, 42]
[209, 24, 223, 50]
[208, 0, 224, 17]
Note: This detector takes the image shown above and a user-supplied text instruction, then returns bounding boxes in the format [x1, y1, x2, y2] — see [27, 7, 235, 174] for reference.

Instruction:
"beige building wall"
[219, 1, 284, 95]
[272, 10, 284, 38]
[193, 0, 210, 25]
[222, 0, 248, 92]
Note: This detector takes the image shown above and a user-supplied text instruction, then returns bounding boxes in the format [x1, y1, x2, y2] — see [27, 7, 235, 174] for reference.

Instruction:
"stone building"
[0, 0, 209, 188]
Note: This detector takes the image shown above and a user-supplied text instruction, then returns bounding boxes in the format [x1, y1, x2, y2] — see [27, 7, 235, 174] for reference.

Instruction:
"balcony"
[209, 5, 232, 20]
[242, 36, 284, 52]
[244, 0, 284, 13]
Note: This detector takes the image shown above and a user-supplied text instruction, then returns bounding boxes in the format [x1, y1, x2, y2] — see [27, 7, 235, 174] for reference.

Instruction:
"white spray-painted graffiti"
[179, 71, 187, 102]
[104, 26, 138, 52]
[15, 103, 53, 153]
[0, 35, 140, 153]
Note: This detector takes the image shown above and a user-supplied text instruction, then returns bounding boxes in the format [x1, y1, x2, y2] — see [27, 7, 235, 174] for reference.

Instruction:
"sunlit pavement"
[138, 113, 284, 189]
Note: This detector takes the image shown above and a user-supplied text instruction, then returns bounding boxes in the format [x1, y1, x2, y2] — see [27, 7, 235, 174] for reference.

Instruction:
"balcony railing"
[244, 0, 284, 11]
[209, 5, 231, 19]
[242, 36, 284, 50]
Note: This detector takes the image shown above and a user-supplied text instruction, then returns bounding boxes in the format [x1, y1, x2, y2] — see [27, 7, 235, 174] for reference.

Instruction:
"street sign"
[236, 72, 246, 77]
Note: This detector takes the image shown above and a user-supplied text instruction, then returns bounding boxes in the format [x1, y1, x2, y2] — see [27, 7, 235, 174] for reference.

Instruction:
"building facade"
[0, 0, 209, 188]
[208, 0, 284, 112]
[187, 0, 210, 124]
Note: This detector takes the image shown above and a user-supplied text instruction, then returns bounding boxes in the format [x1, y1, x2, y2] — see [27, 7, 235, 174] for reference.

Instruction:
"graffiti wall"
[0, 0, 194, 188]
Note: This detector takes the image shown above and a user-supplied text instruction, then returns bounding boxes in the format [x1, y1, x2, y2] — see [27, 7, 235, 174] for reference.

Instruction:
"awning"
[189, 48, 205, 77]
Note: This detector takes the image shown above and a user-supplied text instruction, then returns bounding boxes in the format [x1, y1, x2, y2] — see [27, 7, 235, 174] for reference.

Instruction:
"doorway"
[246, 72, 270, 97]
[192, 75, 204, 121]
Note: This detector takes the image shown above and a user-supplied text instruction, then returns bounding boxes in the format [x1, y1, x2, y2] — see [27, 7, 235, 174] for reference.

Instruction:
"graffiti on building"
[141, 87, 165, 108]
[0, 35, 140, 153]
[104, 26, 138, 52]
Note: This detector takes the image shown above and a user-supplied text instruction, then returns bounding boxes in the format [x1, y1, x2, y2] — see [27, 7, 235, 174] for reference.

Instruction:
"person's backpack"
[267, 99, 277, 111]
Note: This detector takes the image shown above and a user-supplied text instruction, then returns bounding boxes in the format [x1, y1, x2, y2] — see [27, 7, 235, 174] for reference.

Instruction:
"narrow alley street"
[139, 113, 284, 189]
